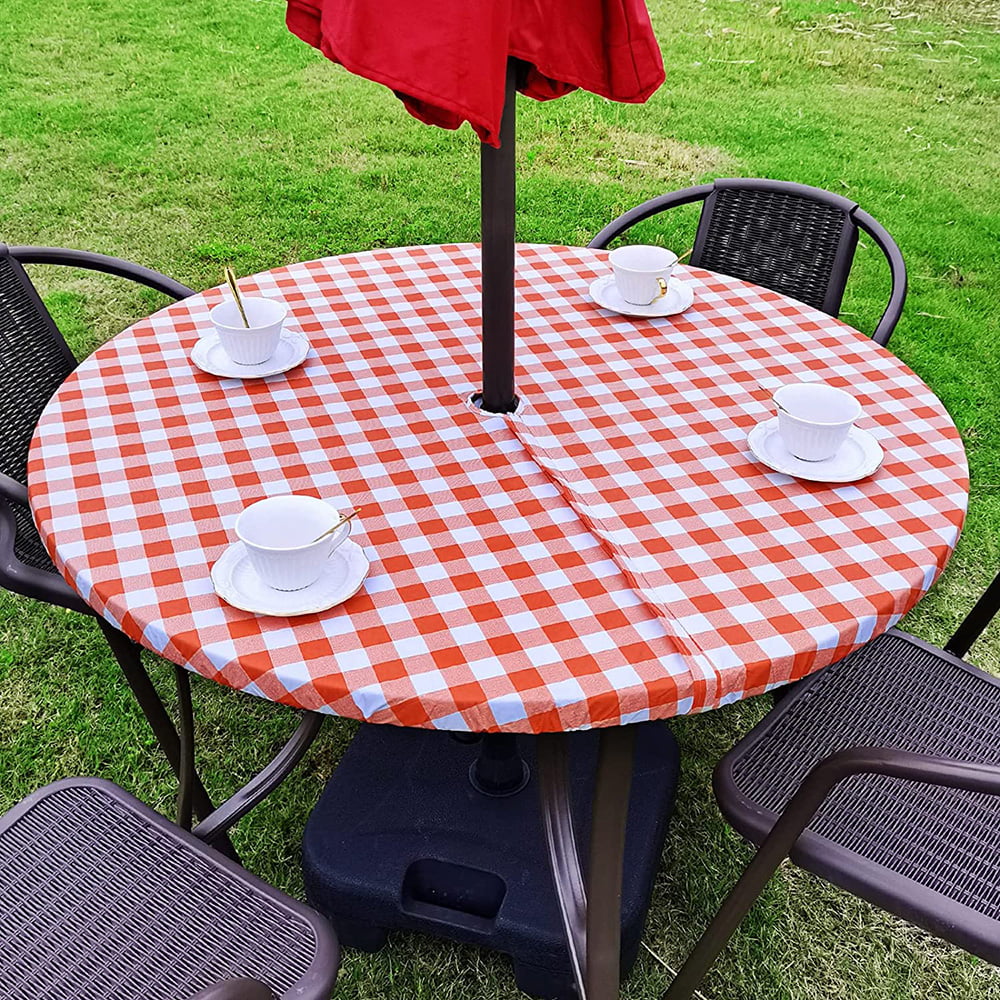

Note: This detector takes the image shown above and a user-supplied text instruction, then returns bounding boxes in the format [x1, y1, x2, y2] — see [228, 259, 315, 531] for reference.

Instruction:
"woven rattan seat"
[0, 779, 338, 1000]
[664, 568, 1000, 1000]
[589, 177, 906, 345]
[719, 630, 1000, 938]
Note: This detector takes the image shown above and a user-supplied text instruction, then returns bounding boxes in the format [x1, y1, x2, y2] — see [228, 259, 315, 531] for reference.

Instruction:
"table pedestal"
[302, 722, 679, 998]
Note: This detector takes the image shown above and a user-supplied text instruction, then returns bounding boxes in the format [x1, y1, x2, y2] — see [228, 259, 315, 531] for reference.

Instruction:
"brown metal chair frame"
[0, 244, 323, 852]
[663, 568, 1000, 999]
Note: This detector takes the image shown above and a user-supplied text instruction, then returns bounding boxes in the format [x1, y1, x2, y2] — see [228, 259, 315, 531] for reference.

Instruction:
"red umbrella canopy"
[285, 0, 665, 146]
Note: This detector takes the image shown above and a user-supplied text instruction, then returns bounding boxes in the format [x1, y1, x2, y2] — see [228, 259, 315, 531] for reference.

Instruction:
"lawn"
[1, 0, 999, 998]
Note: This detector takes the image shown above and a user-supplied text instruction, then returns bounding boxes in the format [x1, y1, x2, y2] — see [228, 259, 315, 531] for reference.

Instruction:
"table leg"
[586, 726, 636, 1000]
[538, 726, 636, 1000]
[538, 733, 588, 997]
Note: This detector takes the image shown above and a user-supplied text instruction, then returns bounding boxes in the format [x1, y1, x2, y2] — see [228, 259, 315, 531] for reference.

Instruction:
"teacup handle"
[323, 519, 352, 555]
[311, 507, 361, 544]
[655, 277, 669, 299]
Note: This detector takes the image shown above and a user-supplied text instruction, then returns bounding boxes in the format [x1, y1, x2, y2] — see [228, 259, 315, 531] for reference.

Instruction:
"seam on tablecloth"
[486, 396, 725, 707]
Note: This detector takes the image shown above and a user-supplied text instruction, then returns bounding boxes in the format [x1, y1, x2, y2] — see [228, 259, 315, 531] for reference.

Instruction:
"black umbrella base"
[302, 721, 680, 999]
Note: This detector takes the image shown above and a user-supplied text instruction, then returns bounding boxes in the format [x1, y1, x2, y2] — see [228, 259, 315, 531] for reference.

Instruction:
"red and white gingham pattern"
[27, 245, 967, 731]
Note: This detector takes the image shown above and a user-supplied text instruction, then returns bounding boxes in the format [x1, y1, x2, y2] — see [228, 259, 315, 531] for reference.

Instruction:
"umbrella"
[285, 0, 665, 412]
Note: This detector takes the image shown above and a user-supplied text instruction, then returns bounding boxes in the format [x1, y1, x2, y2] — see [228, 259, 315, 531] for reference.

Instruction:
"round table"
[27, 243, 968, 999]
[28, 243, 968, 732]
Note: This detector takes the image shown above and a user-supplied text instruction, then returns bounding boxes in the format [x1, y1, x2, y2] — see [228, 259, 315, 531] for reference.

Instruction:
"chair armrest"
[0, 549, 93, 614]
[0, 472, 28, 507]
[8, 245, 195, 301]
[188, 977, 275, 1000]
[852, 208, 907, 346]
[0, 491, 94, 615]
[713, 748, 1000, 890]
[762, 747, 1000, 857]
[191, 711, 324, 845]
[587, 183, 714, 250]
[810, 746, 1000, 794]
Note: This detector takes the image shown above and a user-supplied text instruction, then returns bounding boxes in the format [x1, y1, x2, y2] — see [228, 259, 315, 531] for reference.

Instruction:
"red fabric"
[285, 0, 665, 146]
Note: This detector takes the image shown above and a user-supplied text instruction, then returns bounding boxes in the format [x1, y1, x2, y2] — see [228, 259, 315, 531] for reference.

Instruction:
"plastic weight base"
[302, 721, 680, 999]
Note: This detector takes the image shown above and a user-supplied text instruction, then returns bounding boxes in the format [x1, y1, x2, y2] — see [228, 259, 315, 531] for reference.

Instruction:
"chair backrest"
[588, 178, 907, 345]
[691, 179, 858, 316]
[0, 243, 193, 585]
[0, 246, 78, 480]
[0, 245, 78, 570]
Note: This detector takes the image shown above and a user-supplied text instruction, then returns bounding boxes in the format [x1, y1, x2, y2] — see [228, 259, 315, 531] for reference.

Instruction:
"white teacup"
[608, 245, 678, 305]
[210, 296, 287, 366]
[774, 382, 862, 462]
[236, 495, 352, 591]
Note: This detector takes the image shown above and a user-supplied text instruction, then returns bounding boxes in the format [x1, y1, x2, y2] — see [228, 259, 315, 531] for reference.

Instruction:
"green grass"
[1, 0, 999, 997]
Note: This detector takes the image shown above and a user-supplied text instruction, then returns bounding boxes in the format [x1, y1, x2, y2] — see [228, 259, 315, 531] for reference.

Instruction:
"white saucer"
[747, 418, 884, 483]
[211, 539, 369, 616]
[191, 329, 310, 379]
[589, 274, 695, 318]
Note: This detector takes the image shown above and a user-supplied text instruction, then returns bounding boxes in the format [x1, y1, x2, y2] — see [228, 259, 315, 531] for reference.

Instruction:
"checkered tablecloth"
[27, 244, 968, 732]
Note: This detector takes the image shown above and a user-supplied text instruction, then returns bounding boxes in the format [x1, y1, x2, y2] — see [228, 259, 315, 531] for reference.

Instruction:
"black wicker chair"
[0, 777, 339, 1000]
[663, 567, 1000, 1000]
[0, 244, 322, 844]
[588, 178, 906, 345]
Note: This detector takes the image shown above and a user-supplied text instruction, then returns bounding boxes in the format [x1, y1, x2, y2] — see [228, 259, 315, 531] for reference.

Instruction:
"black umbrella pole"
[479, 60, 518, 413]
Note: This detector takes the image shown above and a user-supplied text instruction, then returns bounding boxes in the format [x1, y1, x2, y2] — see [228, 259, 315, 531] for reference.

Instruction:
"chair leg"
[191, 711, 324, 846]
[662, 775, 834, 999]
[176, 664, 195, 830]
[94, 618, 238, 857]
[662, 852, 781, 1000]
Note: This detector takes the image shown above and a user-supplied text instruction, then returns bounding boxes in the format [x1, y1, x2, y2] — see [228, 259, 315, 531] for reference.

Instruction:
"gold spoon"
[224, 266, 250, 328]
[311, 507, 362, 543]
[757, 382, 789, 412]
